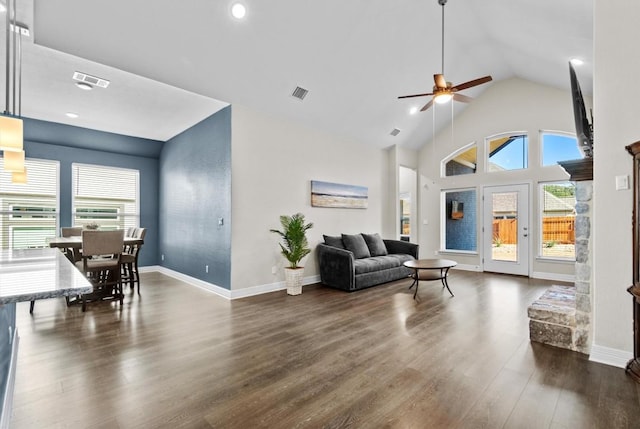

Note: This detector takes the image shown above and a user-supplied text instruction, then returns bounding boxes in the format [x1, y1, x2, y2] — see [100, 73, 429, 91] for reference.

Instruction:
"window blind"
[72, 163, 139, 230]
[0, 158, 59, 249]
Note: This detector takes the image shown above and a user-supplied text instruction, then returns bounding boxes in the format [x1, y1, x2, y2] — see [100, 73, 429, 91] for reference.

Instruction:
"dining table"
[48, 235, 144, 250]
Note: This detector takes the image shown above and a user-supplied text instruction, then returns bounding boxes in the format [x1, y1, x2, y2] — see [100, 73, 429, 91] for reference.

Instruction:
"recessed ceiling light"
[231, 3, 246, 19]
[570, 58, 584, 66]
[65, 112, 79, 119]
[76, 82, 93, 91]
[409, 106, 419, 115]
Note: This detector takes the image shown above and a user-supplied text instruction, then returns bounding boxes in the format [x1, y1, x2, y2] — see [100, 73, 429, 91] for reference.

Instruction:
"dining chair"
[61, 226, 83, 262]
[121, 227, 146, 295]
[61, 227, 82, 237]
[30, 227, 84, 314]
[76, 229, 125, 312]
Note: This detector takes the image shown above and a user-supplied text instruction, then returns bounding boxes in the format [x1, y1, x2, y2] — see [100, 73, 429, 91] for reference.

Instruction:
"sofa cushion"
[386, 253, 416, 265]
[323, 234, 345, 249]
[362, 233, 388, 256]
[354, 256, 402, 274]
[342, 234, 371, 259]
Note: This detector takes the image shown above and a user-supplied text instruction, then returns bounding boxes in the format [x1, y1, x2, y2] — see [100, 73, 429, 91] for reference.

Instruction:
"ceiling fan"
[398, 0, 492, 112]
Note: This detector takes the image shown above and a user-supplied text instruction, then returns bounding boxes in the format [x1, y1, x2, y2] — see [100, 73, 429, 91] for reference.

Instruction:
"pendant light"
[1, 0, 27, 182]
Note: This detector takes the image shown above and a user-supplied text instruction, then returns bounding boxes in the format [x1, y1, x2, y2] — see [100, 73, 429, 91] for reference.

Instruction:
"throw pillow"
[341, 233, 371, 259]
[362, 233, 388, 256]
[323, 235, 345, 249]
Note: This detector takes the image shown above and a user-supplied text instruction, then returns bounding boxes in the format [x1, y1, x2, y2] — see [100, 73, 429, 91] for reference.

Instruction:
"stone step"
[527, 285, 576, 327]
[528, 285, 588, 354]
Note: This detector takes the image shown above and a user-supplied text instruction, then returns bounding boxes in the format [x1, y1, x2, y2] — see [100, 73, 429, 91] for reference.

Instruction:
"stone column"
[574, 181, 592, 354]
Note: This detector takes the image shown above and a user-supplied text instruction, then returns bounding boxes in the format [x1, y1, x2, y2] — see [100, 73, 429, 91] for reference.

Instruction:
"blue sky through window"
[489, 135, 528, 170]
[542, 134, 582, 166]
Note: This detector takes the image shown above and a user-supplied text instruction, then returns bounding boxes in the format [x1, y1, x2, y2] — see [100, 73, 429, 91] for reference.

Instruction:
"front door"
[482, 184, 529, 276]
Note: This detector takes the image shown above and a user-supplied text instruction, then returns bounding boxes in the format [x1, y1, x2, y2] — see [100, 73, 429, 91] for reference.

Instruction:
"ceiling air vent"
[390, 128, 401, 137]
[291, 86, 309, 101]
[73, 71, 110, 89]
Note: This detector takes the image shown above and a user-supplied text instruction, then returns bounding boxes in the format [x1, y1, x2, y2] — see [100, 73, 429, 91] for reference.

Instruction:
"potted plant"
[270, 213, 314, 295]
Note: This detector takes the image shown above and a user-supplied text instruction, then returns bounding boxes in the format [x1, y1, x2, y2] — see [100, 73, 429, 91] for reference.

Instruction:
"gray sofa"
[316, 233, 419, 292]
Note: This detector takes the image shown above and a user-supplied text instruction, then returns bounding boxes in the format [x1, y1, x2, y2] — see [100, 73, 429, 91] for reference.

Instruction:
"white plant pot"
[284, 267, 304, 295]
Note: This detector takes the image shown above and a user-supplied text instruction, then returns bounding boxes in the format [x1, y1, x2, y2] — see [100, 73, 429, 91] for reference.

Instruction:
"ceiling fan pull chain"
[441, 0, 445, 76]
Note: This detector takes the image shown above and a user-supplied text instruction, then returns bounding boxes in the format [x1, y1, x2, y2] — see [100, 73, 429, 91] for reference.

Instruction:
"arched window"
[541, 131, 582, 166]
[486, 132, 528, 172]
[442, 142, 476, 177]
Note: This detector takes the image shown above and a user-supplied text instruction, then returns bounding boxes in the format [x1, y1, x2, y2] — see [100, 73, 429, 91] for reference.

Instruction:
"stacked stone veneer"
[528, 181, 592, 354]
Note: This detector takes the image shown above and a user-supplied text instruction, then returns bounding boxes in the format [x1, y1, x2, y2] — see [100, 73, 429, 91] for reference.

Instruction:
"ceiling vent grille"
[291, 86, 309, 101]
[73, 71, 110, 89]
[390, 128, 401, 136]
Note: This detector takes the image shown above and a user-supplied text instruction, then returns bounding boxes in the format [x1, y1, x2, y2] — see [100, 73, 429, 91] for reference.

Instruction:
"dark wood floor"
[10, 270, 640, 428]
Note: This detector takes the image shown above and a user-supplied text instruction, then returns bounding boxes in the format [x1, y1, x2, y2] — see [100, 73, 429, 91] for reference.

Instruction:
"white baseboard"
[452, 264, 481, 272]
[148, 266, 320, 300]
[531, 271, 575, 283]
[153, 266, 232, 299]
[230, 275, 321, 299]
[139, 265, 161, 273]
[589, 344, 633, 368]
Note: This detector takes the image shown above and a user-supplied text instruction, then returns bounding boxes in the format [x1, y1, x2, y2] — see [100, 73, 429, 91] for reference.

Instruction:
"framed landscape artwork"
[311, 180, 368, 209]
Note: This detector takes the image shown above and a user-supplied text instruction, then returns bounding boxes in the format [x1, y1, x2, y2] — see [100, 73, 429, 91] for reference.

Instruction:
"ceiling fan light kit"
[398, 0, 492, 112]
[434, 93, 452, 104]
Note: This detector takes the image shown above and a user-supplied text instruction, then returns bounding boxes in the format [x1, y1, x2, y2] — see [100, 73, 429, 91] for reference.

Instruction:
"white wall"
[230, 104, 389, 291]
[417, 78, 581, 279]
[591, 0, 640, 361]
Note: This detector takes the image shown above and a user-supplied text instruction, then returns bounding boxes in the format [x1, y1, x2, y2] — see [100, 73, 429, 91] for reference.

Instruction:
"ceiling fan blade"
[453, 93, 473, 103]
[434, 74, 447, 88]
[452, 75, 493, 91]
[420, 99, 434, 112]
[398, 92, 434, 99]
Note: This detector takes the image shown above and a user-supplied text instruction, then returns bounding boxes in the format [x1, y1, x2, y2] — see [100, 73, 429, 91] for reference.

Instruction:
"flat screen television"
[569, 62, 593, 158]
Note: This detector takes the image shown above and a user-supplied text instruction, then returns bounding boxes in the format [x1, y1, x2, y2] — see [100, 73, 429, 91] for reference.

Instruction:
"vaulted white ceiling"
[7, 0, 593, 149]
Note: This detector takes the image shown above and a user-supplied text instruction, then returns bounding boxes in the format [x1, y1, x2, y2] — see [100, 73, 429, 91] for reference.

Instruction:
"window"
[539, 181, 575, 259]
[0, 158, 59, 249]
[443, 142, 477, 177]
[487, 133, 528, 172]
[541, 132, 582, 166]
[72, 164, 139, 230]
[442, 189, 477, 252]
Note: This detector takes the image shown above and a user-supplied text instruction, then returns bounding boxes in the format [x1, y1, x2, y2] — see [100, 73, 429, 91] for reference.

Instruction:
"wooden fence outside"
[492, 216, 575, 245]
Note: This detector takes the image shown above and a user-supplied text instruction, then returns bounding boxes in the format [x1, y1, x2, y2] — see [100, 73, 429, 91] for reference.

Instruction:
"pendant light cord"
[5, 0, 10, 114]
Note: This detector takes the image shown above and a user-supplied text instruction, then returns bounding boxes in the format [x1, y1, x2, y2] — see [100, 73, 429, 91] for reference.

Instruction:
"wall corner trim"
[589, 343, 633, 368]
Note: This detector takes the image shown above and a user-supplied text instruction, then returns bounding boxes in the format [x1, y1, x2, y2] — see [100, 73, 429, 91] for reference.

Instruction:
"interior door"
[482, 184, 529, 276]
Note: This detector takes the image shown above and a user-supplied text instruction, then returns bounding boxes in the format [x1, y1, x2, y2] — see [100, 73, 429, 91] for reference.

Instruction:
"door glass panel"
[492, 192, 518, 261]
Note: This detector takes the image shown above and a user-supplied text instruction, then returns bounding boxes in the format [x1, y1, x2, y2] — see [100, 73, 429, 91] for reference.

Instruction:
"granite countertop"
[0, 248, 92, 304]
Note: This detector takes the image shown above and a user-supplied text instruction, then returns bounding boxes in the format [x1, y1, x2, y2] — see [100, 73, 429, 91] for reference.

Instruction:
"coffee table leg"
[442, 267, 454, 297]
[408, 269, 418, 289]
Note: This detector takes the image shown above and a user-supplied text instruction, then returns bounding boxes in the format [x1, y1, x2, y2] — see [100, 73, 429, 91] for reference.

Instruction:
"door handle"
[523, 234, 528, 237]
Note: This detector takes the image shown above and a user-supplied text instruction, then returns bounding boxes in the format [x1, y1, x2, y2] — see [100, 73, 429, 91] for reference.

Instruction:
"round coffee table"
[403, 258, 457, 299]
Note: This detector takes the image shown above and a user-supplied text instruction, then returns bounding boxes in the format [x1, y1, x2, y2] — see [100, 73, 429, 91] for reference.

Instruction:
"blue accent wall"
[23, 117, 161, 267]
[159, 107, 231, 289]
[445, 189, 477, 251]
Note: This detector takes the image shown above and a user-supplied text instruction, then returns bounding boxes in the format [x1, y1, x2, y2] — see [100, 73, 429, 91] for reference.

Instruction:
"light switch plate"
[616, 175, 629, 190]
